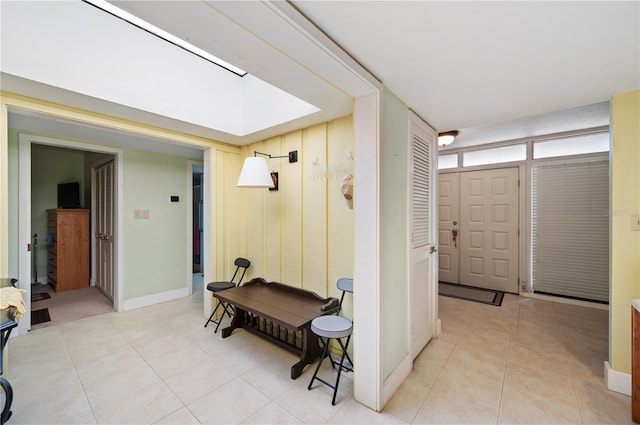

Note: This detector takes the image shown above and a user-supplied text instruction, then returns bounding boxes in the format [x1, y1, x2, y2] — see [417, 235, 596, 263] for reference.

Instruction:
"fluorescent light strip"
[83, 0, 247, 76]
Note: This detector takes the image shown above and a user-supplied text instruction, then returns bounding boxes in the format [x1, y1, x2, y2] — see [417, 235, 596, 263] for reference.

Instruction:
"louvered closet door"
[95, 161, 114, 300]
[409, 113, 437, 359]
[459, 168, 519, 293]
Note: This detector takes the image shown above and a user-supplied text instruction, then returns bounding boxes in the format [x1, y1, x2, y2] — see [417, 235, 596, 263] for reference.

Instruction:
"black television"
[57, 182, 80, 208]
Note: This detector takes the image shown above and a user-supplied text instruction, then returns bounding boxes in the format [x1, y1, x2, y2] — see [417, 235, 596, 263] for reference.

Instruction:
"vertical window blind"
[531, 160, 609, 302]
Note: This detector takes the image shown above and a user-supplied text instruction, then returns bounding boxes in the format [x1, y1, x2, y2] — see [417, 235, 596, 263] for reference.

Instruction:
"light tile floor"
[3, 292, 632, 424]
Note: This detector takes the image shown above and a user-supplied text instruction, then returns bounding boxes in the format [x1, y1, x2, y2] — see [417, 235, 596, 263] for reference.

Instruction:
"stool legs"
[204, 298, 234, 333]
[308, 335, 352, 405]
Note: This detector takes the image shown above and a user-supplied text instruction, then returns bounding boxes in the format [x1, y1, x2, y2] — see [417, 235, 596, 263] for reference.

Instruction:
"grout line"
[408, 324, 461, 424]
[496, 304, 516, 425]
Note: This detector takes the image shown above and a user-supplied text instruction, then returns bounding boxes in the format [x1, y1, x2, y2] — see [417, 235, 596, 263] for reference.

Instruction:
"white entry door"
[408, 112, 437, 359]
[459, 168, 519, 293]
[438, 168, 519, 293]
[94, 161, 114, 299]
[438, 173, 459, 284]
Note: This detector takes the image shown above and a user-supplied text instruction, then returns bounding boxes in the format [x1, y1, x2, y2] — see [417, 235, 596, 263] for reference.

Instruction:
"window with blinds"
[531, 159, 609, 302]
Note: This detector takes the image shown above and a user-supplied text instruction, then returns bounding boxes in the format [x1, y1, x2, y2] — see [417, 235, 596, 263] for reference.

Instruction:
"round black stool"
[307, 315, 353, 405]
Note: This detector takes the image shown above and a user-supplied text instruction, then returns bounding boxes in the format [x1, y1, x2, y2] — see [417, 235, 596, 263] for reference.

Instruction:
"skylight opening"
[83, 0, 247, 77]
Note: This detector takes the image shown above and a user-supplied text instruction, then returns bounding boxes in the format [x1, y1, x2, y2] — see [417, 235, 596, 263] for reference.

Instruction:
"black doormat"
[439, 282, 504, 307]
[31, 308, 51, 325]
[31, 292, 51, 302]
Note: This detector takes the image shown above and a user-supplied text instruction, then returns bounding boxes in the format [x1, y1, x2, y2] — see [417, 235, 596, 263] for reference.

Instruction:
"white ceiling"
[2, 1, 638, 153]
[293, 0, 638, 146]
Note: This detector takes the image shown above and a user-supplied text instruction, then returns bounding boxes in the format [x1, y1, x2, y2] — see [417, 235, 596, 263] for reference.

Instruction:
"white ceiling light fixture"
[438, 130, 459, 147]
[82, 0, 247, 76]
[237, 151, 298, 188]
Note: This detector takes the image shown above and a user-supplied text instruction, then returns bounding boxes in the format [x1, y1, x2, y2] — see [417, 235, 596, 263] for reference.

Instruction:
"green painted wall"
[8, 129, 191, 302]
[381, 87, 410, 379]
[123, 148, 189, 299]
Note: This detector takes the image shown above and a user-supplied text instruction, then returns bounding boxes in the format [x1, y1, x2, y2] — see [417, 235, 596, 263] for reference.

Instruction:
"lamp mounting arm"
[253, 150, 298, 163]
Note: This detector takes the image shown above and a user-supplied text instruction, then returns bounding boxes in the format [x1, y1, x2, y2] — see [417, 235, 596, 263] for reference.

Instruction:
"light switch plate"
[134, 209, 149, 219]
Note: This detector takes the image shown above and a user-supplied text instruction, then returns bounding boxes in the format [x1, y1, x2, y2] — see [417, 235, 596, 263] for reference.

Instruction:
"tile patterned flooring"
[3, 292, 633, 424]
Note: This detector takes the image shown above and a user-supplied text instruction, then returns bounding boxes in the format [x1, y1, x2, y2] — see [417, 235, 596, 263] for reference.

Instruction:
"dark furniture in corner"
[214, 278, 339, 379]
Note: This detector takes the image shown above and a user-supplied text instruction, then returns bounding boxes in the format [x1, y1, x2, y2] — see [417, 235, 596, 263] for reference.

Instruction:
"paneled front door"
[438, 167, 519, 293]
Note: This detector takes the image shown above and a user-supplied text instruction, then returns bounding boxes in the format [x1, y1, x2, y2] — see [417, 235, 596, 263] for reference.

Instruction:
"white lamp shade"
[237, 157, 274, 188]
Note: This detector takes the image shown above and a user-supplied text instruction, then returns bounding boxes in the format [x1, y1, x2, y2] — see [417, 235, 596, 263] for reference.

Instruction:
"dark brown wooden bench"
[214, 277, 339, 379]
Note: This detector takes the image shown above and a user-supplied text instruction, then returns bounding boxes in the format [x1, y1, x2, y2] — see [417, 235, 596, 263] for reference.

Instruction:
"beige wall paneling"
[327, 115, 355, 317]
[223, 150, 242, 279]
[282, 130, 303, 287]
[610, 90, 640, 377]
[264, 136, 283, 282]
[238, 145, 250, 279]
[0, 102, 7, 275]
[215, 149, 226, 281]
[246, 142, 268, 279]
[302, 123, 328, 296]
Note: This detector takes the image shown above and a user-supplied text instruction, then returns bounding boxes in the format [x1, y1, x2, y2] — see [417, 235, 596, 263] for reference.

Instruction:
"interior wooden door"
[438, 173, 459, 284]
[409, 112, 437, 359]
[95, 161, 114, 299]
[459, 167, 519, 293]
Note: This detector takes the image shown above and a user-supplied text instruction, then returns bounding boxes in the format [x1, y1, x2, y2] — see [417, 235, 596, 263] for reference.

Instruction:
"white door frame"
[18, 133, 124, 335]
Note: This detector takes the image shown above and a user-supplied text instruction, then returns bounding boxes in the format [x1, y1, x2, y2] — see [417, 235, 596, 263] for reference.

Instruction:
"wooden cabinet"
[47, 209, 90, 292]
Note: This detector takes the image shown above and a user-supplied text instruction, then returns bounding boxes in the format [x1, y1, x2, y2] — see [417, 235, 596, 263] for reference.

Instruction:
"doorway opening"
[18, 134, 124, 335]
[192, 164, 204, 294]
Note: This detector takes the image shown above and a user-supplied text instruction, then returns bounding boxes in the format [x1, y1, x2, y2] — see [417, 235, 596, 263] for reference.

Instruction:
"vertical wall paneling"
[264, 137, 283, 281]
[224, 151, 241, 278]
[238, 146, 250, 276]
[282, 131, 303, 287]
[247, 142, 267, 278]
[302, 124, 328, 296]
[237, 117, 354, 301]
[0, 103, 7, 275]
[327, 116, 355, 317]
[215, 150, 226, 280]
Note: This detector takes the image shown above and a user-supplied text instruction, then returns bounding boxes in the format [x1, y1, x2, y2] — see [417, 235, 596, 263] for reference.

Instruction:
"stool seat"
[311, 316, 352, 339]
[206, 281, 235, 292]
[308, 315, 353, 405]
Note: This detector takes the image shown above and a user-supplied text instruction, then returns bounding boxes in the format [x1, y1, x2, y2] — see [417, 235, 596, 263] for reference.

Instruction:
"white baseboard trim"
[435, 318, 442, 338]
[604, 361, 631, 396]
[123, 287, 189, 311]
[381, 354, 412, 408]
[521, 292, 609, 311]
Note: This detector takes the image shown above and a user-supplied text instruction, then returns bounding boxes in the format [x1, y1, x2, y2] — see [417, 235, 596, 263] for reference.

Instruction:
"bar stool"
[307, 315, 353, 405]
[336, 278, 353, 315]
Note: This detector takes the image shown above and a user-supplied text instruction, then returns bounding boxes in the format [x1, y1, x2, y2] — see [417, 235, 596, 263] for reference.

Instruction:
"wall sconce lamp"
[237, 150, 298, 188]
[438, 130, 459, 148]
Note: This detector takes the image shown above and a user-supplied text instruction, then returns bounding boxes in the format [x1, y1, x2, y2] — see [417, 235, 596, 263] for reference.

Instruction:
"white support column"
[353, 92, 382, 410]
